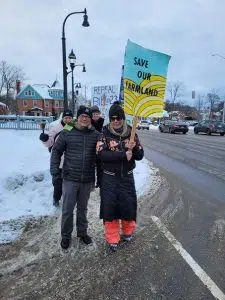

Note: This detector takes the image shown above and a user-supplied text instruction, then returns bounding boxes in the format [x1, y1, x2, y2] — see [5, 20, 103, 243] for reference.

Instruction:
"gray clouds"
[0, 0, 225, 101]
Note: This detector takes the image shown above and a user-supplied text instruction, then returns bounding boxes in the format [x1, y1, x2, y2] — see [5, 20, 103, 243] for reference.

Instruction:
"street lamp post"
[62, 8, 89, 110]
[75, 83, 82, 96]
[68, 50, 76, 114]
[73, 66, 86, 114]
[67, 52, 86, 115]
[211, 53, 225, 123]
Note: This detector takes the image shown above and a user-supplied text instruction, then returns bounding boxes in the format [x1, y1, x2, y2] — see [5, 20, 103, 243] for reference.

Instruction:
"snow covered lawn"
[0, 129, 152, 244]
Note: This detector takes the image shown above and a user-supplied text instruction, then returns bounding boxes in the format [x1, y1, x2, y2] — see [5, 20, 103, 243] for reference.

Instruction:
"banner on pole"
[124, 40, 171, 117]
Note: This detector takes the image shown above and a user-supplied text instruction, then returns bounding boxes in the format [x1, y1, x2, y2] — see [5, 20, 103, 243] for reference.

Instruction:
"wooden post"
[130, 115, 138, 142]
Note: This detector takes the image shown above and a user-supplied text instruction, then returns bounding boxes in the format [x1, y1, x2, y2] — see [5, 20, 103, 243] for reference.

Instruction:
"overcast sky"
[1, 0, 225, 103]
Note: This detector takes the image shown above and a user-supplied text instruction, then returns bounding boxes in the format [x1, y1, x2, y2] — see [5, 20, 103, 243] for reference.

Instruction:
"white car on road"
[137, 120, 150, 130]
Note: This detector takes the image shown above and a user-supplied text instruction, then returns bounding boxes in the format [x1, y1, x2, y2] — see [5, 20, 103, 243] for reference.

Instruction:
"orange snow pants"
[104, 220, 136, 244]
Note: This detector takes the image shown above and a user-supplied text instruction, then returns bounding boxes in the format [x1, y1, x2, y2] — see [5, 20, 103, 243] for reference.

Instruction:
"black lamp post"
[68, 50, 76, 114]
[75, 83, 82, 89]
[62, 8, 89, 110]
[73, 66, 86, 114]
[75, 83, 82, 96]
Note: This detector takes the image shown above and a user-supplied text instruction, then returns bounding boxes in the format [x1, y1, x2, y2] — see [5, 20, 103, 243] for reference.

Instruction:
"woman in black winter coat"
[96, 102, 144, 251]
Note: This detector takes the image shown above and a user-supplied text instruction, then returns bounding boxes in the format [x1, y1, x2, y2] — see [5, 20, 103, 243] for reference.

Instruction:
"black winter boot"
[53, 198, 59, 207]
[79, 235, 92, 245]
[108, 243, 119, 252]
[60, 237, 71, 249]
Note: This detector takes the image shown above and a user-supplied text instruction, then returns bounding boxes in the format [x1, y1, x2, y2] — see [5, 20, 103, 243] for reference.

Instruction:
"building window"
[60, 101, 64, 108]
[33, 100, 37, 106]
[44, 100, 49, 107]
[55, 101, 59, 108]
[26, 90, 35, 96]
[23, 100, 28, 107]
[24, 91, 28, 96]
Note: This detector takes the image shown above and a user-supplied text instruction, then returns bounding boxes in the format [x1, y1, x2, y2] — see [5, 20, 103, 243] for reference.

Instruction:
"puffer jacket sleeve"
[132, 134, 144, 161]
[42, 122, 62, 149]
[50, 131, 66, 176]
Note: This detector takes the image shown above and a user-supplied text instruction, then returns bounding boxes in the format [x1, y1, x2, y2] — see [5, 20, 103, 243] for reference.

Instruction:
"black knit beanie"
[91, 105, 100, 113]
[62, 109, 73, 118]
[109, 101, 125, 120]
[77, 105, 92, 118]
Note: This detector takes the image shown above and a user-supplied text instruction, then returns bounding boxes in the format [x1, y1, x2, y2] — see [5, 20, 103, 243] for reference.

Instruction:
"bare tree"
[0, 60, 25, 95]
[195, 95, 205, 119]
[0, 60, 26, 112]
[207, 90, 220, 117]
[167, 81, 185, 106]
[0, 61, 7, 95]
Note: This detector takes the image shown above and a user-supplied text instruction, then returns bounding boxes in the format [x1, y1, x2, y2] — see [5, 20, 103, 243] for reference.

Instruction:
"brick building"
[0, 101, 9, 114]
[16, 80, 64, 117]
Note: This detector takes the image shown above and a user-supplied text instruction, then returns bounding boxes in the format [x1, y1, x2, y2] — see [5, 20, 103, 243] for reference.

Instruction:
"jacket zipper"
[81, 135, 86, 181]
[120, 137, 124, 178]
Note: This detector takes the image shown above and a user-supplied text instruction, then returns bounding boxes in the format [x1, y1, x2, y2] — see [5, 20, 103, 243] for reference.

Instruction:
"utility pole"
[223, 101, 225, 123]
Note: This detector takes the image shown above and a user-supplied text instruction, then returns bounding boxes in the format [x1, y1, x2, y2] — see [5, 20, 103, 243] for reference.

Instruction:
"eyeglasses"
[79, 114, 90, 119]
[110, 116, 122, 121]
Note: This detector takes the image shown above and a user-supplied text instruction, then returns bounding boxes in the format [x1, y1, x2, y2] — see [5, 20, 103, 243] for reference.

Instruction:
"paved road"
[135, 128, 225, 299]
[140, 128, 225, 201]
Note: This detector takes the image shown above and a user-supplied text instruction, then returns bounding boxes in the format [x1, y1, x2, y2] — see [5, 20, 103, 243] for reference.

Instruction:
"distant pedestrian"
[50, 106, 99, 249]
[96, 101, 144, 251]
[91, 105, 104, 132]
[39, 109, 73, 206]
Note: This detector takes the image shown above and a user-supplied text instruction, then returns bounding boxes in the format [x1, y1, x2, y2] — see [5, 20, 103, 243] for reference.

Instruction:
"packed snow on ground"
[0, 129, 152, 244]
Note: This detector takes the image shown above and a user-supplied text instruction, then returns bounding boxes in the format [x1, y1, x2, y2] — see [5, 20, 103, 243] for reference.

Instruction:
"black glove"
[52, 173, 61, 184]
[39, 133, 49, 142]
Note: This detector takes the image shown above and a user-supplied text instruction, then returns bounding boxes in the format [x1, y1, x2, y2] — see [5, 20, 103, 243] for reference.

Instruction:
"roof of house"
[16, 79, 63, 100]
[50, 79, 63, 90]
[32, 84, 53, 99]
[0, 101, 6, 107]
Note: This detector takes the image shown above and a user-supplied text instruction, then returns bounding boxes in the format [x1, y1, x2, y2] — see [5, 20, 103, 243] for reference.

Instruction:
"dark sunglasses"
[110, 116, 122, 121]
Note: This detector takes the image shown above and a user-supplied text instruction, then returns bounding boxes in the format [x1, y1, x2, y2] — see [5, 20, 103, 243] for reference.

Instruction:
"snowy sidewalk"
[0, 130, 152, 244]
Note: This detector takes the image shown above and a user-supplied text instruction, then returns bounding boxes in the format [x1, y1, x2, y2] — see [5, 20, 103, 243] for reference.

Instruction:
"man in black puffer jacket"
[50, 106, 99, 249]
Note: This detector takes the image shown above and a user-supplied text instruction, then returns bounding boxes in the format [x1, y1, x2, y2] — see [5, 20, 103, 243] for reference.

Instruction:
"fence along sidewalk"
[0, 115, 52, 130]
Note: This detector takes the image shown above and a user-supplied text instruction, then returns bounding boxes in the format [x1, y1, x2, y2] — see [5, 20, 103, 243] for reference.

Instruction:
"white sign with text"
[91, 85, 118, 122]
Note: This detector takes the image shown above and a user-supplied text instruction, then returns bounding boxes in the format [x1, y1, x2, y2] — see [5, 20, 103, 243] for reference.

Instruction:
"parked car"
[194, 120, 225, 136]
[187, 120, 198, 126]
[159, 120, 189, 134]
[137, 120, 150, 130]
